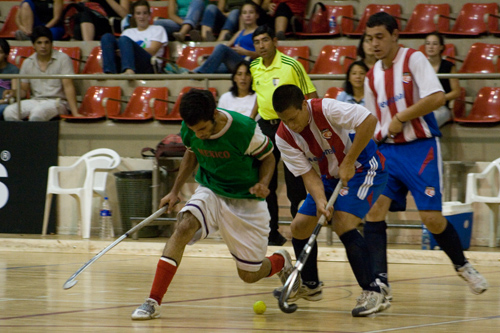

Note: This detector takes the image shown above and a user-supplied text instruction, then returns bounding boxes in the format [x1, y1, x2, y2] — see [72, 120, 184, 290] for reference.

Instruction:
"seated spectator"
[425, 32, 461, 127]
[0, 39, 19, 120]
[193, 2, 258, 74]
[191, 0, 245, 42]
[154, 0, 207, 42]
[3, 27, 82, 121]
[69, 0, 130, 41]
[101, 0, 168, 75]
[268, 0, 308, 40]
[15, 0, 65, 41]
[357, 33, 376, 69]
[336, 60, 369, 106]
[218, 61, 256, 117]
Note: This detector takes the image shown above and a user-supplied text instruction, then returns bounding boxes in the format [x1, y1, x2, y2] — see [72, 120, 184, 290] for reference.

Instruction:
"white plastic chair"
[465, 158, 500, 247]
[42, 148, 121, 238]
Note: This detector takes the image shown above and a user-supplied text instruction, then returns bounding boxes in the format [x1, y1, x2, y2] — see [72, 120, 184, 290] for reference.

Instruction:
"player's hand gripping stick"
[278, 181, 343, 313]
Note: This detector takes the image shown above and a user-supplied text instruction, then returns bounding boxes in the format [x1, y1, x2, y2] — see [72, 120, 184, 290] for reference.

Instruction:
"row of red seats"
[297, 3, 500, 38]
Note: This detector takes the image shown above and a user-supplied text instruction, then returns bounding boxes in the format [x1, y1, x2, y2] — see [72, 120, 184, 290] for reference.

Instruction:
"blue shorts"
[298, 153, 388, 219]
[378, 137, 442, 212]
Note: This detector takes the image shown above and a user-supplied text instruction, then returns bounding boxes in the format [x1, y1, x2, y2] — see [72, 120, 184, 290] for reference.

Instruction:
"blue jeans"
[201, 4, 240, 33]
[22, 0, 65, 40]
[193, 44, 243, 74]
[0, 103, 8, 120]
[101, 33, 154, 74]
[154, 0, 206, 38]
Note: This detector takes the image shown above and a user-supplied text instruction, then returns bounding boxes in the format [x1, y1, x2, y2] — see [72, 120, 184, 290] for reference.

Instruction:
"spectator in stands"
[3, 27, 82, 121]
[101, 0, 168, 75]
[425, 32, 461, 127]
[357, 33, 376, 69]
[193, 2, 259, 74]
[70, 0, 130, 41]
[154, 0, 207, 42]
[218, 61, 256, 117]
[269, 0, 308, 40]
[190, 0, 244, 42]
[15, 0, 65, 41]
[0, 39, 19, 120]
[337, 60, 369, 106]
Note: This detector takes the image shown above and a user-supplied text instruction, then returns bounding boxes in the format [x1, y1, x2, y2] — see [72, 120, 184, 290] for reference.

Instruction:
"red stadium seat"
[310, 45, 357, 74]
[176, 46, 214, 71]
[8, 46, 34, 67]
[438, 3, 498, 36]
[324, 87, 344, 99]
[277, 46, 310, 73]
[82, 46, 103, 74]
[54, 46, 81, 73]
[458, 43, 500, 74]
[418, 43, 457, 64]
[400, 4, 451, 36]
[454, 87, 500, 124]
[343, 4, 401, 37]
[294, 5, 355, 38]
[108, 87, 168, 121]
[157, 86, 217, 121]
[0, 6, 19, 39]
[61, 86, 122, 120]
[150, 6, 168, 23]
[451, 87, 467, 120]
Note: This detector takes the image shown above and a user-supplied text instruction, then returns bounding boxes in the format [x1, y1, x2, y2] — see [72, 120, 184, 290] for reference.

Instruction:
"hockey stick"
[279, 181, 342, 313]
[63, 206, 168, 290]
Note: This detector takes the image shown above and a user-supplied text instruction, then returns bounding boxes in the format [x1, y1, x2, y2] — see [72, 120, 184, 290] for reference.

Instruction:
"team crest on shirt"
[272, 78, 280, 86]
[402, 72, 412, 84]
[339, 187, 349, 196]
[425, 187, 435, 197]
[321, 129, 332, 140]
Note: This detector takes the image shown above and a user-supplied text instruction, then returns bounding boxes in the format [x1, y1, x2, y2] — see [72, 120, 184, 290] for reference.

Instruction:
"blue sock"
[340, 229, 379, 292]
[432, 220, 467, 270]
[292, 237, 319, 288]
[364, 221, 388, 285]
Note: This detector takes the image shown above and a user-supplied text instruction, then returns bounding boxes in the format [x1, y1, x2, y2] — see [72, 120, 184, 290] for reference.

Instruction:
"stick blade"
[63, 279, 78, 290]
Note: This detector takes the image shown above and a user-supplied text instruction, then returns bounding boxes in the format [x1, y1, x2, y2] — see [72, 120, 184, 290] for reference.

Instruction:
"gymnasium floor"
[0, 236, 499, 332]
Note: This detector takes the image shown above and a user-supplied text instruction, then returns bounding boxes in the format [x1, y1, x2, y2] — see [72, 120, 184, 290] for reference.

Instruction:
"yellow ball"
[253, 300, 266, 314]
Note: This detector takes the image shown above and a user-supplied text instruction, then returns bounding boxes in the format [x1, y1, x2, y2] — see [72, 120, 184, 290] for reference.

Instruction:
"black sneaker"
[268, 232, 287, 246]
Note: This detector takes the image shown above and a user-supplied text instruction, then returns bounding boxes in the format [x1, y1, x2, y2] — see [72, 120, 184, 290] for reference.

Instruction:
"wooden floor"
[1, 238, 500, 332]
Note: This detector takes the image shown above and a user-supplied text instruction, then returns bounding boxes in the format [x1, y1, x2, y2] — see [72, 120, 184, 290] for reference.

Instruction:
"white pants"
[3, 99, 68, 121]
[179, 186, 270, 272]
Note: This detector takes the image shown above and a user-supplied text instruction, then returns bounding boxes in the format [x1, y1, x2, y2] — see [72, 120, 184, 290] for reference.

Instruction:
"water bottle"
[99, 197, 114, 239]
[329, 15, 337, 33]
[422, 225, 430, 250]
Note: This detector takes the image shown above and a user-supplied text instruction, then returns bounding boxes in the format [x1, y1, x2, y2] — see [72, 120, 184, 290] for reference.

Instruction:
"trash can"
[426, 201, 473, 250]
[114, 170, 160, 238]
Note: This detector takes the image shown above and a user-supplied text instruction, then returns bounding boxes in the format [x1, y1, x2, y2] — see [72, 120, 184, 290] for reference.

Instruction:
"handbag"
[307, 2, 329, 33]
[141, 134, 187, 161]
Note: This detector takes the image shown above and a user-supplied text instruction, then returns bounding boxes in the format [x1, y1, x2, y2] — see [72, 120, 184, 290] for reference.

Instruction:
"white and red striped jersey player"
[276, 98, 379, 179]
[364, 47, 444, 143]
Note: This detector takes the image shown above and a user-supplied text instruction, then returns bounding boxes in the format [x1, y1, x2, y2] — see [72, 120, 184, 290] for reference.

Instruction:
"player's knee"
[238, 269, 259, 283]
[422, 212, 447, 233]
[172, 213, 199, 239]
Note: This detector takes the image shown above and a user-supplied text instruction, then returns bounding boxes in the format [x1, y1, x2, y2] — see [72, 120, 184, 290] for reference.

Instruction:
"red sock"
[267, 253, 285, 277]
[149, 257, 178, 305]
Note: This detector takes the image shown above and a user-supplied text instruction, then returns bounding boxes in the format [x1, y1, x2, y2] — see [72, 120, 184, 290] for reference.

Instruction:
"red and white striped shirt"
[276, 98, 375, 178]
[364, 48, 443, 143]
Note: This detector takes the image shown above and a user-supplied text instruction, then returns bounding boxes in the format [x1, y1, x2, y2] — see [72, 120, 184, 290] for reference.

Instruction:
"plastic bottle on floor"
[100, 197, 114, 239]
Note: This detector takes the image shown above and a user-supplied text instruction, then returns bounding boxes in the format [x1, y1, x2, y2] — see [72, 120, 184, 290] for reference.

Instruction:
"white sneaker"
[131, 298, 161, 320]
[274, 249, 299, 299]
[376, 278, 393, 301]
[457, 262, 488, 295]
[274, 281, 324, 302]
[351, 290, 391, 317]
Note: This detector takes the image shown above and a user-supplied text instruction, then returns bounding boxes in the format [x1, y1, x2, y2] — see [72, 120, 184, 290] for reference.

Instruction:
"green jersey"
[181, 110, 273, 200]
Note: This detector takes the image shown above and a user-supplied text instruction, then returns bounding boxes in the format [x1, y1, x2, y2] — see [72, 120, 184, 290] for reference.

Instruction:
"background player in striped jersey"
[272, 84, 390, 317]
[363, 12, 488, 299]
[132, 89, 295, 320]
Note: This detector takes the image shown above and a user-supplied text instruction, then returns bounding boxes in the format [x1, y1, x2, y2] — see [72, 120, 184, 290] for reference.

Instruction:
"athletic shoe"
[351, 290, 391, 317]
[274, 281, 324, 302]
[376, 278, 393, 301]
[457, 262, 489, 295]
[205, 31, 216, 42]
[274, 249, 299, 299]
[188, 30, 202, 42]
[131, 298, 161, 320]
[172, 32, 185, 42]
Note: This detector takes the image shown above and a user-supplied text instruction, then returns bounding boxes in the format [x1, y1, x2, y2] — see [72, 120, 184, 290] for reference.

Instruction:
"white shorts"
[179, 186, 270, 272]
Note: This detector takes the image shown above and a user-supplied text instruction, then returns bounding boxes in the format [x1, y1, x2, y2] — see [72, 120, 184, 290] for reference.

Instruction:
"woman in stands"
[357, 33, 376, 69]
[101, 0, 168, 75]
[425, 32, 461, 127]
[0, 39, 19, 120]
[218, 61, 256, 117]
[336, 60, 369, 106]
[154, 0, 207, 42]
[15, 0, 65, 41]
[193, 1, 259, 74]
